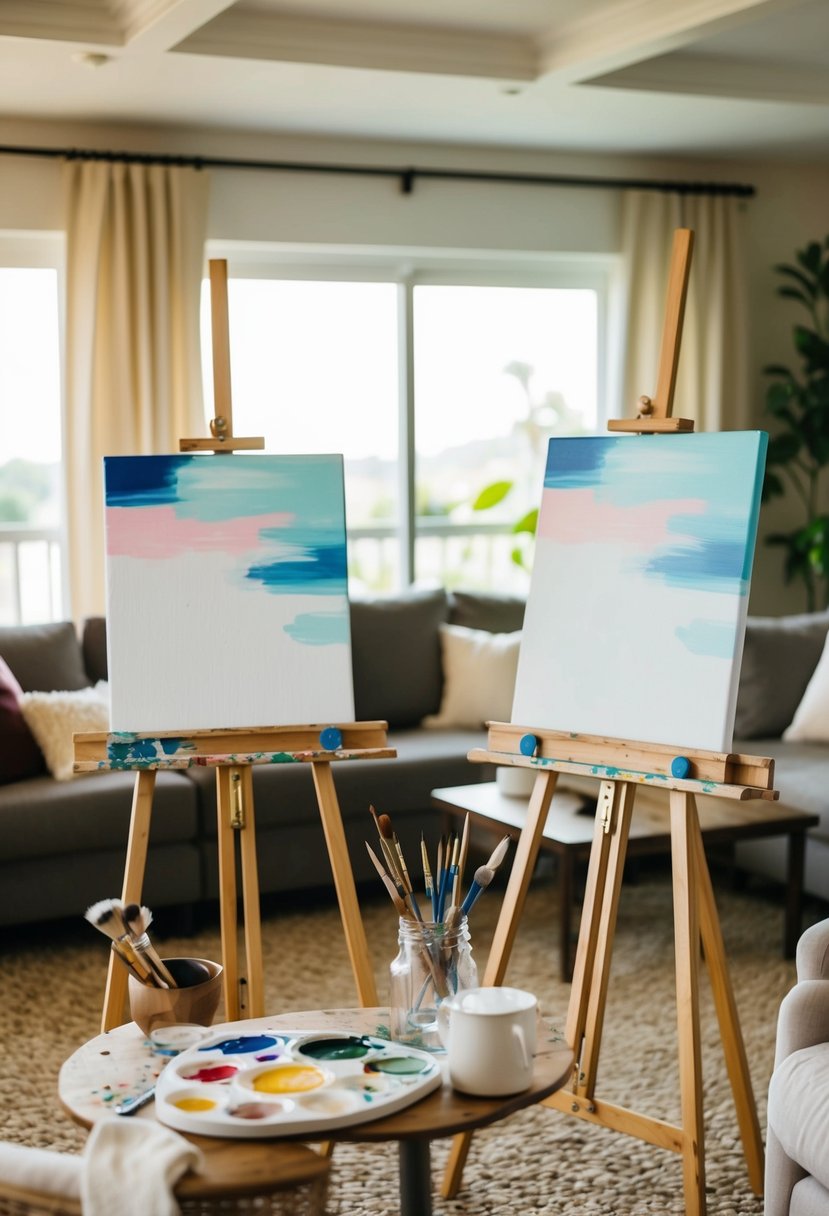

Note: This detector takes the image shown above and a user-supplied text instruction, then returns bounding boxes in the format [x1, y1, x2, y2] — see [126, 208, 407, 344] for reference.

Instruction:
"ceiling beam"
[120, 0, 236, 53]
[591, 50, 829, 104]
[175, 10, 539, 81]
[537, 0, 804, 82]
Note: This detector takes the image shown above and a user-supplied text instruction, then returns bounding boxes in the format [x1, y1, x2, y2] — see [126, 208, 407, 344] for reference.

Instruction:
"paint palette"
[154, 1028, 443, 1138]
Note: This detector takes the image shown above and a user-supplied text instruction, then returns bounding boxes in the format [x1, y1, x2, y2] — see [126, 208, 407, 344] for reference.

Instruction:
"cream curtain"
[619, 190, 749, 433]
[63, 160, 210, 621]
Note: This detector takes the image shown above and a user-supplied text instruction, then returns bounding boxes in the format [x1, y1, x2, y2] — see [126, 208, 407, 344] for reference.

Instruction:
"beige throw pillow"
[424, 624, 521, 729]
[19, 682, 110, 781]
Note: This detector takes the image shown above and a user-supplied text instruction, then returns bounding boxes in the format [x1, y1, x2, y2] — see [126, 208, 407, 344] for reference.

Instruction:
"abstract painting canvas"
[511, 432, 768, 752]
[104, 453, 355, 732]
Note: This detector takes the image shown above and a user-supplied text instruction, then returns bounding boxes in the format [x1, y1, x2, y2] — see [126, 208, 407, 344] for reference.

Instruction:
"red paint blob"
[181, 1064, 237, 1083]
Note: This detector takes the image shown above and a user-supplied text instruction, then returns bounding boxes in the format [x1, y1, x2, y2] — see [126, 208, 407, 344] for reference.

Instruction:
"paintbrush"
[377, 813, 423, 920]
[452, 812, 470, 909]
[459, 865, 495, 918]
[122, 904, 177, 988]
[486, 834, 512, 874]
[420, 833, 434, 911]
[84, 899, 155, 985]
[369, 805, 404, 886]
[366, 843, 415, 921]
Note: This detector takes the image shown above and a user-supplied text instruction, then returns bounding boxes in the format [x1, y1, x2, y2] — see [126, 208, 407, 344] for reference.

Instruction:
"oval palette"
[154, 1026, 442, 1139]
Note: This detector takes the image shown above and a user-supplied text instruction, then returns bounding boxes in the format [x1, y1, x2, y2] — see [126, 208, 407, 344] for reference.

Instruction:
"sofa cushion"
[448, 590, 525, 635]
[350, 588, 449, 727]
[734, 737, 829, 842]
[768, 1042, 829, 1191]
[424, 624, 521, 729]
[0, 656, 45, 784]
[0, 621, 90, 693]
[19, 682, 110, 781]
[734, 609, 829, 739]
[82, 616, 109, 684]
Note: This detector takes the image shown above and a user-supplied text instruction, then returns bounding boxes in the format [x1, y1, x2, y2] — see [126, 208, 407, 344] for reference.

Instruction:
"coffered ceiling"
[0, 0, 827, 157]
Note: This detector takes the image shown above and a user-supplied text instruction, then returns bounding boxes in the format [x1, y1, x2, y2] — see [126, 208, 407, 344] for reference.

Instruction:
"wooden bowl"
[129, 957, 223, 1036]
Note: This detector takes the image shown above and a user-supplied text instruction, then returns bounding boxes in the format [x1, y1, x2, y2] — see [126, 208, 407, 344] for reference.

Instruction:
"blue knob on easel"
[671, 755, 691, 779]
[320, 726, 343, 751]
[519, 733, 539, 757]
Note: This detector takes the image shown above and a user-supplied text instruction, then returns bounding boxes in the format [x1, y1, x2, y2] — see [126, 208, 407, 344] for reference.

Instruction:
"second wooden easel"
[441, 230, 774, 1216]
[78, 260, 390, 1031]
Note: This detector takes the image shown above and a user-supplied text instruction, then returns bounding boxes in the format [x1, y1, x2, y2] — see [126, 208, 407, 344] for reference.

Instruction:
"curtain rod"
[0, 142, 757, 198]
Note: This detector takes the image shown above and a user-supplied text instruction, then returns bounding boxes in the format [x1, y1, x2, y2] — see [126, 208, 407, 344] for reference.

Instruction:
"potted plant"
[763, 237, 829, 611]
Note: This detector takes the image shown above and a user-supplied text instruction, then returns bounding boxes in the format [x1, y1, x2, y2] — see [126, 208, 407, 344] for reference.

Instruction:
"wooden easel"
[441, 229, 773, 1216]
[77, 260, 389, 1032]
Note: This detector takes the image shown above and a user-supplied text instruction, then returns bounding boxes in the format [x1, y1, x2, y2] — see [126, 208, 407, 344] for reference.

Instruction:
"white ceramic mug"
[437, 986, 537, 1096]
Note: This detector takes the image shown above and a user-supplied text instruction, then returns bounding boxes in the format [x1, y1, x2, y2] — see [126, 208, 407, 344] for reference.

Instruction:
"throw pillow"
[19, 682, 110, 781]
[734, 608, 829, 740]
[0, 620, 89, 692]
[783, 632, 829, 742]
[448, 590, 526, 635]
[424, 624, 521, 729]
[0, 655, 46, 784]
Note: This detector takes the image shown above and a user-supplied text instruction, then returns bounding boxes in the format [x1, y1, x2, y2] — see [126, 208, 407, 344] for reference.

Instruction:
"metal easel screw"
[638, 395, 654, 416]
[231, 771, 244, 829]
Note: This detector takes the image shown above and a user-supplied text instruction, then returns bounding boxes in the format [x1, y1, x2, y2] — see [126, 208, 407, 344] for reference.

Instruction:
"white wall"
[2, 117, 826, 614]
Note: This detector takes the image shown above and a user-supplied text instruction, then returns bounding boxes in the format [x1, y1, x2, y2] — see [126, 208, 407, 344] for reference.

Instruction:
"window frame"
[205, 241, 619, 588]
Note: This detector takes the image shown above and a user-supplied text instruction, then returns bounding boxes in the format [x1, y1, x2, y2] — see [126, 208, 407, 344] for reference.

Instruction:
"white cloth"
[0, 1141, 82, 1200]
[80, 1118, 204, 1216]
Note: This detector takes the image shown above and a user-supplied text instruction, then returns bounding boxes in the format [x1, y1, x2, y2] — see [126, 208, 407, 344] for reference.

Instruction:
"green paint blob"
[370, 1056, 429, 1075]
[300, 1036, 372, 1060]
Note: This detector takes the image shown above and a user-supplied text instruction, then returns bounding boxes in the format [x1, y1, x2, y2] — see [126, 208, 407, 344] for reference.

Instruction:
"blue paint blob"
[519, 734, 538, 757]
[201, 1035, 279, 1056]
[319, 727, 343, 750]
[671, 756, 691, 779]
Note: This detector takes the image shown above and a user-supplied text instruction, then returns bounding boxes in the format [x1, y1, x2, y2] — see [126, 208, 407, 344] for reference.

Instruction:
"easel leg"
[692, 815, 764, 1194]
[101, 770, 156, 1031]
[670, 790, 706, 1216]
[238, 765, 264, 1018]
[216, 767, 241, 1021]
[312, 761, 378, 1006]
[441, 770, 558, 1199]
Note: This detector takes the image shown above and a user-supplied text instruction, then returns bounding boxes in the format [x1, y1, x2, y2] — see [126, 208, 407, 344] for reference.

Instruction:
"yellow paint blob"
[174, 1096, 216, 1112]
[253, 1065, 325, 1094]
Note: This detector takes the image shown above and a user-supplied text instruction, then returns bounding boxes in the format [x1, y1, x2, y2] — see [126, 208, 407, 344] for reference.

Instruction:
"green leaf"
[774, 264, 819, 298]
[766, 432, 801, 464]
[797, 243, 823, 274]
[472, 480, 513, 511]
[763, 363, 794, 379]
[761, 471, 785, 502]
[765, 381, 795, 415]
[512, 508, 538, 536]
[778, 286, 814, 309]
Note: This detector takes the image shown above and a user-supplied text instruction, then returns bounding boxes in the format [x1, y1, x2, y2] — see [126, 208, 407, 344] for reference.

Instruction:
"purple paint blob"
[200, 1035, 278, 1056]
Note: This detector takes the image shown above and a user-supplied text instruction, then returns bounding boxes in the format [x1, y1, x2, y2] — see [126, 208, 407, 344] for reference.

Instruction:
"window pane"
[202, 279, 400, 591]
[0, 268, 63, 624]
[413, 284, 598, 592]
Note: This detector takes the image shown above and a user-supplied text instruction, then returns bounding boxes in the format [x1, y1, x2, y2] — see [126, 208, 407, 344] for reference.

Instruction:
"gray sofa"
[0, 588, 524, 928]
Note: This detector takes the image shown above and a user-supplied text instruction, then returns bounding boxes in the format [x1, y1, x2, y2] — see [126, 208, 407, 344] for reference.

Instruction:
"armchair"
[765, 918, 829, 1215]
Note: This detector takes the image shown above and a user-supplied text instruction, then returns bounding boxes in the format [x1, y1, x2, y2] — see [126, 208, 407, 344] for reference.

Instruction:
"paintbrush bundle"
[84, 898, 177, 989]
[365, 807, 512, 1051]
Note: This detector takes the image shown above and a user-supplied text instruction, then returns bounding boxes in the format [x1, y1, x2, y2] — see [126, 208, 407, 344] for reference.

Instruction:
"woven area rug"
[0, 868, 811, 1214]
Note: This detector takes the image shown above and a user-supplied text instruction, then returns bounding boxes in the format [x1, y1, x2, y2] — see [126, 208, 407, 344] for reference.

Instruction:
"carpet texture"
[0, 871, 811, 1214]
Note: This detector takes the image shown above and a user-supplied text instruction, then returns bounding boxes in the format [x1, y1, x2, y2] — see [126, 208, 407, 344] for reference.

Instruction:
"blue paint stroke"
[285, 612, 350, 646]
[642, 537, 748, 596]
[675, 619, 736, 659]
[104, 455, 192, 506]
[246, 539, 347, 596]
[544, 436, 610, 489]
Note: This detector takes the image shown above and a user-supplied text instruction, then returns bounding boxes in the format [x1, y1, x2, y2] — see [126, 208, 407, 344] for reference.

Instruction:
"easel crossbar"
[481, 723, 775, 793]
[544, 1091, 685, 1153]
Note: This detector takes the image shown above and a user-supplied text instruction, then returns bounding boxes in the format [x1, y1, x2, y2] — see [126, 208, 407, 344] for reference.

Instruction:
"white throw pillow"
[19, 682, 110, 781]
[424, 624, 521, 730]
[783, 631, 829, 741]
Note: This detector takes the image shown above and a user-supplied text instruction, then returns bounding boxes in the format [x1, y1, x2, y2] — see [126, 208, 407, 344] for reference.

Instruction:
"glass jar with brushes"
[390, 911, 477, 1052]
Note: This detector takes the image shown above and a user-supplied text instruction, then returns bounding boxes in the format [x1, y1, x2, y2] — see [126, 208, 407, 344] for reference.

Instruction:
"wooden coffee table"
[432, 779, 819, 980]
[59, 1007, 573, 1216]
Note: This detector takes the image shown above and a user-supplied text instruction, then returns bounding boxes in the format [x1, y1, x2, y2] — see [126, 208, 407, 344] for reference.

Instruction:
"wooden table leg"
[399, 1139, 433, 1216]
[216, 767, 241, 1021]
[101, 769, 157, 1032]
[784, 830, 807, 958]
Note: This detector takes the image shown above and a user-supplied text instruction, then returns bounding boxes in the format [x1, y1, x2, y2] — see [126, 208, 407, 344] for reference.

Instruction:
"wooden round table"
[60, 1007, 573, 1216]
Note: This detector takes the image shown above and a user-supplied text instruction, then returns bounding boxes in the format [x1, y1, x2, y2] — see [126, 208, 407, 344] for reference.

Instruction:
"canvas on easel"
[512, 431, 767, 751]
[104, 451, 354, 731]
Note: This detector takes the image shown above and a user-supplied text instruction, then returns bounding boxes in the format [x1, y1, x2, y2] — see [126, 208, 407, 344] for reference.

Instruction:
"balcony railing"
[0, 525, 63, 625]
[0, 519, 528, 626]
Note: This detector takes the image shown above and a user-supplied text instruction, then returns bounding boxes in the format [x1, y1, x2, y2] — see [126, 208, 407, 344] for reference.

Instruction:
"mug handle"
[437, 1002, 452, 1050]
[512, 1024, 530, 1071]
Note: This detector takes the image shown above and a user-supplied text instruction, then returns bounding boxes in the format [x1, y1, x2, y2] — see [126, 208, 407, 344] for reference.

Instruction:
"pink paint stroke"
[536, 488, 706, 548]
[106, 506, 294, 559]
